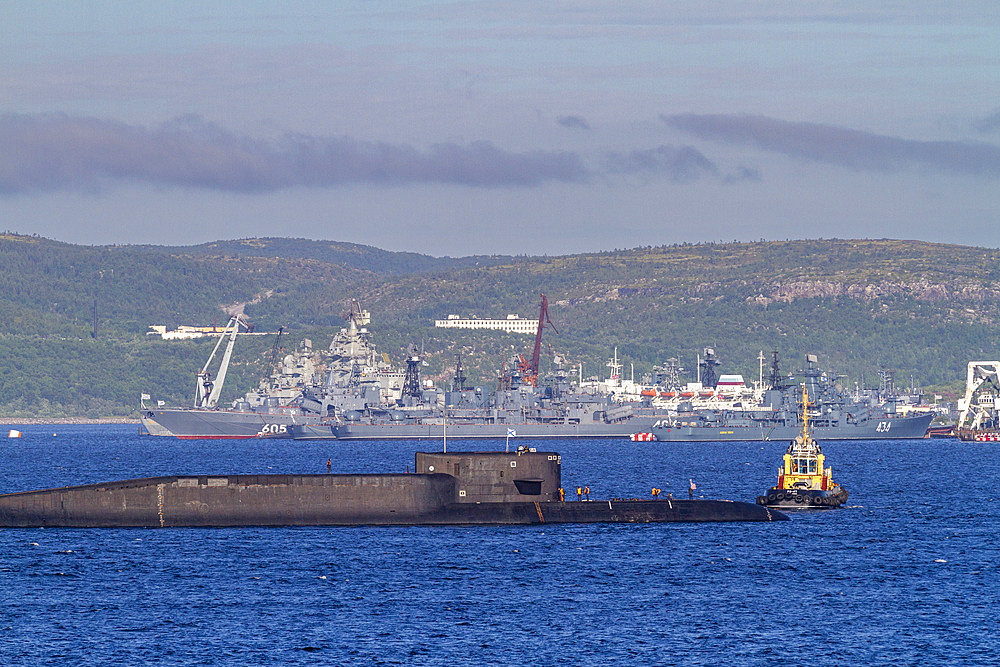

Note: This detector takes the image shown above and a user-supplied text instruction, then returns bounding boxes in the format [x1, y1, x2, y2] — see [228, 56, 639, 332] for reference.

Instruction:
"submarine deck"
[0, 474, 786, 527]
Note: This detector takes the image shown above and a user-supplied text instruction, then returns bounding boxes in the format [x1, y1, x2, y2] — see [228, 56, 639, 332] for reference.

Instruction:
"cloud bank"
[664, 113, 1000, 177]
[0, 113, 590, 194]
[601, 146, 718, 182]
[973, 110, 1000, 134]
[0, 113, 737, 195]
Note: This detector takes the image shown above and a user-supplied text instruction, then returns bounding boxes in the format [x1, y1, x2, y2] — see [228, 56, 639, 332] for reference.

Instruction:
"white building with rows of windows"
[434, 314, 539, 334]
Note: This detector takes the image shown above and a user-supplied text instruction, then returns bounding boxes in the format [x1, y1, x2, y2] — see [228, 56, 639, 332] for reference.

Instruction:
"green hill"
[1, 233, 997, 417]
[130, 237, 514, 276]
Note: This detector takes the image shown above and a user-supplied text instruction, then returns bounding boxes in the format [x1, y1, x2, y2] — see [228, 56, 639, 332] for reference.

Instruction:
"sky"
[2, 1, 998, 255]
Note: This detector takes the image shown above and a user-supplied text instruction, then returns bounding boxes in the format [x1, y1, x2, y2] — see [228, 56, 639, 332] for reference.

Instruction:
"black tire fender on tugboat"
[812, 496, 824, 506]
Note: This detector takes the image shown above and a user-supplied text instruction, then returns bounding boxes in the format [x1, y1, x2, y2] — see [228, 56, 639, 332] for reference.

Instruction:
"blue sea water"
[0, 425, 997, 665]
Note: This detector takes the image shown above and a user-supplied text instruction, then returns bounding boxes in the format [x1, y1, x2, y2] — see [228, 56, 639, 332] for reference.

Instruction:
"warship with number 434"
[650, 353, 932, 442]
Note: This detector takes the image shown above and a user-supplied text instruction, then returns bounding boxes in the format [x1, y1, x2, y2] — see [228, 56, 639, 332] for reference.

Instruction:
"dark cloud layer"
[0, 113, 738, 195]
[0, 113, 589, 194]
[664, 113, 1000, 177]
[602, 145, 718, 182]
[556, 115, 591, 131]
[973, 110, 1000, 134]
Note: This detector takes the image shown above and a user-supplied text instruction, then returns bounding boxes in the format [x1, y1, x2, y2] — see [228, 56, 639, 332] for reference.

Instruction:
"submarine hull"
[0, 475, 785, 527]
[0, 451, 786, 527]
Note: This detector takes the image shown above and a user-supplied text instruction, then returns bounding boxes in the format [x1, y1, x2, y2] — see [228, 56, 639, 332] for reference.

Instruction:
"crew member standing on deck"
[584, 486, 590, 501]
[577, 486, 582, 500]
[689, 479, 696, 499]
[327, 459, 332, 474]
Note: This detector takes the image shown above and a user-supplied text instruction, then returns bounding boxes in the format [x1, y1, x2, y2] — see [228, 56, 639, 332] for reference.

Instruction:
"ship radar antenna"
[263, 326, 285, 385]
[402, 344, 422, 398]
[699, 347, 720, 389]
[453, 355, 467, 392]
[768, 351, 782, 389]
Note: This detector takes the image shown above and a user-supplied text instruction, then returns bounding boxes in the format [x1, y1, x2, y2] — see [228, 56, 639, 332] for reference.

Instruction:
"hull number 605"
[259, 423, 288, 435]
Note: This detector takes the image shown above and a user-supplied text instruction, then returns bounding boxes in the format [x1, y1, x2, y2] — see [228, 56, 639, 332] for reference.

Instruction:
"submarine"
[0, 450, 787, 527]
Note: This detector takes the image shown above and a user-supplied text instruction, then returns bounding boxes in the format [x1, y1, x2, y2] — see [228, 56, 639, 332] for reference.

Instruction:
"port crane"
[957, 361, 1000, 436]
[517, 294, 557, 386]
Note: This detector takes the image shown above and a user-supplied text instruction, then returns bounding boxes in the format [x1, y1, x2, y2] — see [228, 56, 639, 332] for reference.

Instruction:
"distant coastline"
[0, 417, 140, 425]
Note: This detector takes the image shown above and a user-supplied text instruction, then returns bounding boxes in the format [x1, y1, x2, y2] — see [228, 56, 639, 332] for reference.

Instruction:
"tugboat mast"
[801, 385, 811, 443]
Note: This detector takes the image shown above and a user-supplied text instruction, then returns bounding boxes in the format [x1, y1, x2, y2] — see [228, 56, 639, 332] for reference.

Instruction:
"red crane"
[519, 294, 557, 386]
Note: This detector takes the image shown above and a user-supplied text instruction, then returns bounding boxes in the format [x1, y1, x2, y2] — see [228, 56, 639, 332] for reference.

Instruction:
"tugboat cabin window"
[792, 458, 817, 474]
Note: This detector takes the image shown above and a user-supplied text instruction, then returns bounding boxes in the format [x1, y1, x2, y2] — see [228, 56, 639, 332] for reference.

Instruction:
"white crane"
[956, 361, 1000, 431]
[195, 314, 250, 408]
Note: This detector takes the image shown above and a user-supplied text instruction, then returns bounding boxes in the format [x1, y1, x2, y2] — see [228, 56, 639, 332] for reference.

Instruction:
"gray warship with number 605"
[140, 301, 402, 439]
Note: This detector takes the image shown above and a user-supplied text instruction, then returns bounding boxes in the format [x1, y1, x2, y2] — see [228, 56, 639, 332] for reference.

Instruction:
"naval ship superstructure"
[140, 301, 404, 439]
[292, 353, 665, 440]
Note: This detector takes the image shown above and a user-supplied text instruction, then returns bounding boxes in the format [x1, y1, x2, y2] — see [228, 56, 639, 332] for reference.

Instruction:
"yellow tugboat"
[757, 385, 848, 509]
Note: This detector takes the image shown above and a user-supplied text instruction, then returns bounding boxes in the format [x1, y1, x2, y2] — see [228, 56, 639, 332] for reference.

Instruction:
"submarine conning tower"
[0, 451, 563, 528]
[416, 450, 561, 503]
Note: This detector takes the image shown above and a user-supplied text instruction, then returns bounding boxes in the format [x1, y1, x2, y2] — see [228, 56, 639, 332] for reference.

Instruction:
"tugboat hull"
[757, 487, 848, 509]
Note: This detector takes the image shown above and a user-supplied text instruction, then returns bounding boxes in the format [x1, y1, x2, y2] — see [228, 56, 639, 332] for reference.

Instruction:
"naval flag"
[157, 400, 165, 406]
[507, 428, 517, 438]
[141, 393, 151, 401]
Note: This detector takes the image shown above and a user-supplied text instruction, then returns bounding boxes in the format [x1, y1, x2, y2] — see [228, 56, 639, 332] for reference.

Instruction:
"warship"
[651, 353, 933, 442]
[141, 301, 669, 440]
[291, 296, 677, 440]
[0, 449, 787, 527]
[141, 301, 930, 443]
[291, 353, 672, 440]
[140, 301, 398, 439]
